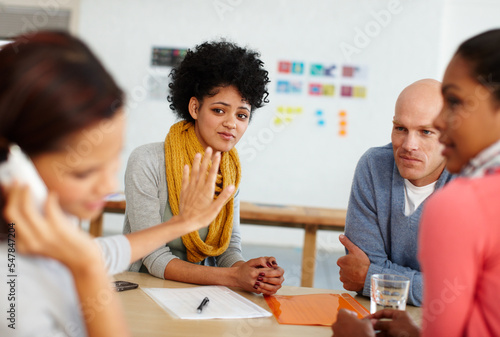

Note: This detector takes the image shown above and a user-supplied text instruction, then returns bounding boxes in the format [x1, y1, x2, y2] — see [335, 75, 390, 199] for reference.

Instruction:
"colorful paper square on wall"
[342, 66, 355, 77]
[322, 84, 335, 97]
[310, 64, 324, 76]
[342, 65, 368, 79]
[341, 85, 353, 97]
[309, 83, 322, 95]
[338, 110, 348, 136]
[277, 80, 290, 93]
[292, 62, 304, 74]
[290, 81, 303, 94]
[274, 106, 303, 126]
[324, 65, 337, 77]
[353, 86, 367, 98]
[316, 109, 325, 126]
[278, 61, 292, 73]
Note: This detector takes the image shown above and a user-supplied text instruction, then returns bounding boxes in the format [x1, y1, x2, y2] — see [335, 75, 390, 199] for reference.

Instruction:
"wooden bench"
[89, 200, 346, 287]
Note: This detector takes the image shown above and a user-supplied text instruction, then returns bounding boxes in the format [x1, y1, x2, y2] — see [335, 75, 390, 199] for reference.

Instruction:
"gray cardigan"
[123, 142, 244, 279]
[344, 143, 454, 306]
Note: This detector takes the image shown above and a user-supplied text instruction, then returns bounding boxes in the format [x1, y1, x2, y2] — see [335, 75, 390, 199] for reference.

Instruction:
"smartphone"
[113, 280, 139, 292]
[0, 144, 47, 211]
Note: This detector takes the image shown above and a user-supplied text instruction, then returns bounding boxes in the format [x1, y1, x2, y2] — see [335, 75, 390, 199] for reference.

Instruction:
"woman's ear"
[188, 97, 200, 121]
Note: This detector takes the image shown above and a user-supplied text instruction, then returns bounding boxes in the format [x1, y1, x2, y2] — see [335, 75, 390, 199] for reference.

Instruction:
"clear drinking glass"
[370, 274, 410, 314]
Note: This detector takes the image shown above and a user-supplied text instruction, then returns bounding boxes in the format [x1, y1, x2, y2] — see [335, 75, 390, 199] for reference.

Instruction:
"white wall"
[75, 0, 500, 248]
[0, 0, 80, 33]
[438, 0, 500, 78]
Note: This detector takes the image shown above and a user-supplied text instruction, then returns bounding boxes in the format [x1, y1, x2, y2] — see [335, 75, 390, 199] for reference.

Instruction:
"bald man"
[337, 79, 454, 306]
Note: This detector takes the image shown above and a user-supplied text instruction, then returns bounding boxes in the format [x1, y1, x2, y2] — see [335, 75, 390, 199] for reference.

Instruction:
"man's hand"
[337, 234, 370, 292]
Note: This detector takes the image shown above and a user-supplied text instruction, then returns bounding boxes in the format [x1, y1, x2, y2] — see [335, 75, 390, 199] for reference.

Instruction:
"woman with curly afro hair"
[124, 40, 285, 295]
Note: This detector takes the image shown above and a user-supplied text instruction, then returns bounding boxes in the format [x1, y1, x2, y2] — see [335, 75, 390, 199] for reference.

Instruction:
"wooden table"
[239, 202, 346, 287]
[114, 272, 422, 337]
[90, 200, 347, 287]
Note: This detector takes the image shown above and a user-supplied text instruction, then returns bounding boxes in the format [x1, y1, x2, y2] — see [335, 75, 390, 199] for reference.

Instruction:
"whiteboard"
[78, 0, 452, 211]
[75, 0, 500, 247]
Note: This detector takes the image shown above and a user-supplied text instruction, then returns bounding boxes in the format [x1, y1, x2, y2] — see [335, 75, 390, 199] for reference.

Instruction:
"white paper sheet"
[142, 286, 272, 320]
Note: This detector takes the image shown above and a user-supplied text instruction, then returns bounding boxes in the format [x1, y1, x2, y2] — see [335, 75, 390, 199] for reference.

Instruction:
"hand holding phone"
[0, 144, 47, 211]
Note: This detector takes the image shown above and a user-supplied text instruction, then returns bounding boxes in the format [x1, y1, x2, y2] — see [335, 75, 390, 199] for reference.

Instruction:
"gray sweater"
[0, 234, 130, 337]
[344, 143, 454, 306]
[123, 142, 244, 279]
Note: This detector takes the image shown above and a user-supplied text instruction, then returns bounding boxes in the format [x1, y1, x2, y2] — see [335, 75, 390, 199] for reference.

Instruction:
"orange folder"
[264, 293, 369, 326]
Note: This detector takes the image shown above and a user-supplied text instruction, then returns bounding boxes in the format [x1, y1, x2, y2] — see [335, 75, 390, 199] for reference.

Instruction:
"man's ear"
[188, 97, 200, 121]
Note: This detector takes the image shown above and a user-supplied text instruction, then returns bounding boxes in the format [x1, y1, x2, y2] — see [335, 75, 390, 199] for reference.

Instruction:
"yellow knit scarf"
[164, 121, 241, 263]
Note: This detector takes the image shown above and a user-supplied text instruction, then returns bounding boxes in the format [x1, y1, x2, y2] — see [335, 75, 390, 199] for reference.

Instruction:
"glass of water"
[370, 274, 410, 314]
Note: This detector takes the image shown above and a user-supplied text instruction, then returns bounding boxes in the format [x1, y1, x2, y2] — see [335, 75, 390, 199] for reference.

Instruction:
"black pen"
[197, 297, 209, 314]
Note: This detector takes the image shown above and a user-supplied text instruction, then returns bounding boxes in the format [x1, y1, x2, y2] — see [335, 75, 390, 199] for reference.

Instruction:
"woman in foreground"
[0, 31, 234, 337]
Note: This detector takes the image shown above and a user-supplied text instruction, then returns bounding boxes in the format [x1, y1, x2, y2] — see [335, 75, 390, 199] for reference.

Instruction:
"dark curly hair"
[168, 40, 270, 122]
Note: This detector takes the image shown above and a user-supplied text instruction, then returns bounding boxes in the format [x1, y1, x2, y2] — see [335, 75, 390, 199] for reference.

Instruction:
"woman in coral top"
[332, 28, 500, 337]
